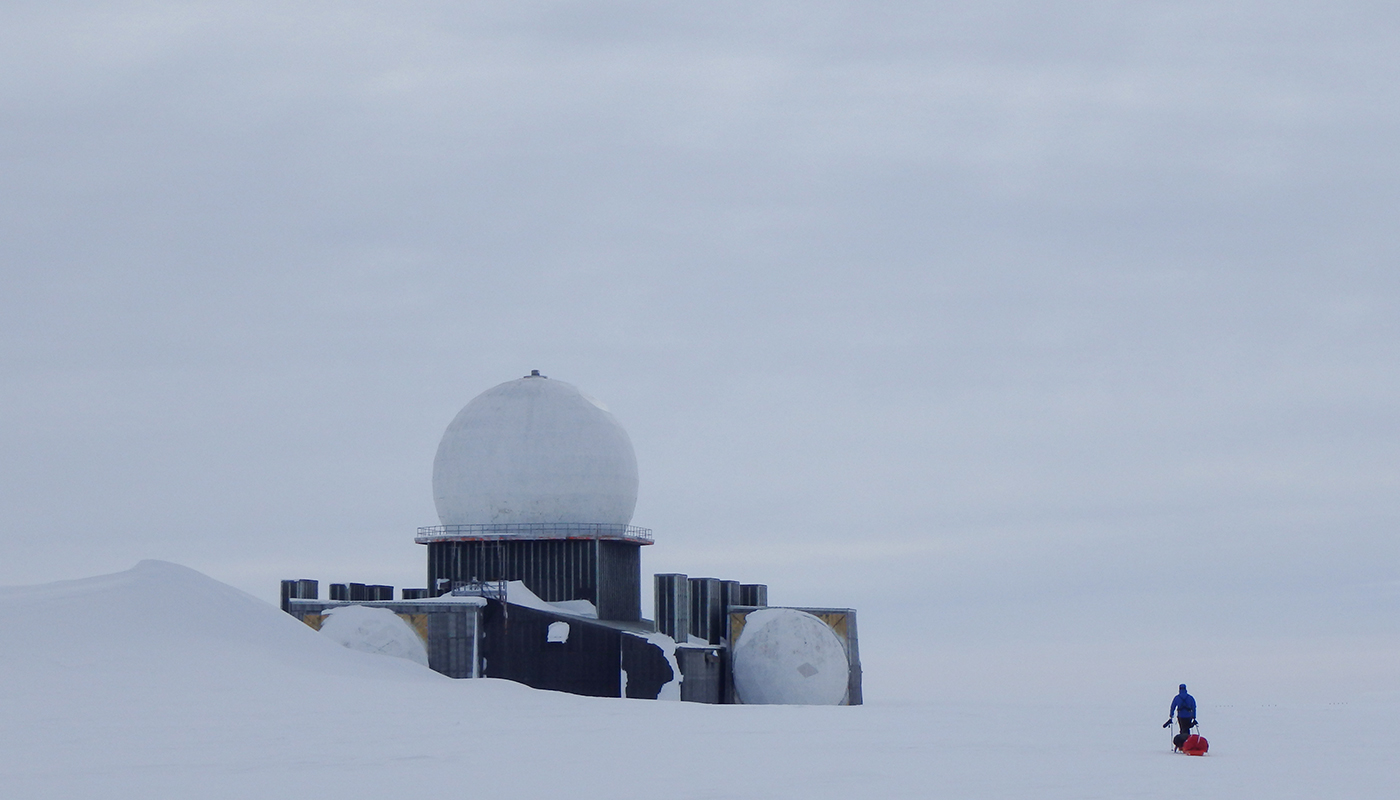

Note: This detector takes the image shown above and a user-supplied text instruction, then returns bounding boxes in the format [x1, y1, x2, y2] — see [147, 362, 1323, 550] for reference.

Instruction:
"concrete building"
[283, 370, 861, 704]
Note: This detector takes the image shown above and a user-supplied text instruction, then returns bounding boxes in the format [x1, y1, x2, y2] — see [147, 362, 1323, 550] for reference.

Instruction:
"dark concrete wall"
[596, 541, 641, 621]
[425, 605, 480, 678]
[620, 632, 675, 699]
[478, 603, 673, 699]
[676, 644, 725, 703]
[427, 539, 642, 621]
[481, 602, 620, 697]
[428, 539, 596, 603]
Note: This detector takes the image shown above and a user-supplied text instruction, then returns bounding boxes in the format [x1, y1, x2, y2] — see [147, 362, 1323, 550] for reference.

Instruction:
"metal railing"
[450, 579, 508, 602]
[415, 522, 654, 545]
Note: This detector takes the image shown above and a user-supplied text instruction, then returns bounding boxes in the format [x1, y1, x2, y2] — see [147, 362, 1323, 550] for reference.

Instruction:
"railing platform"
[415, 522, 653, 545]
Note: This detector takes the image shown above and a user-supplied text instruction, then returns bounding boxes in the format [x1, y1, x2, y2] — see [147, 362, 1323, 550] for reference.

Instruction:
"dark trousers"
[1177, 716, 1195, 736]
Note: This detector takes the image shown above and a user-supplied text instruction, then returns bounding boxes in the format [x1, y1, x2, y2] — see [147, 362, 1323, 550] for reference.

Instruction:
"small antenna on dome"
[526, 369, 546, 378]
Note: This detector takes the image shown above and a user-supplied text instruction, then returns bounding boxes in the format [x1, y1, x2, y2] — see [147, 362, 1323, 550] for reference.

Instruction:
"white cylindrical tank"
[732, 608, 850, 705]
[432, 372, 639, 527]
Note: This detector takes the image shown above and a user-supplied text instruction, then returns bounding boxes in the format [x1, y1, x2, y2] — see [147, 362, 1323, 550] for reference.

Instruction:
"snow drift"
[0, 560, 436, 685]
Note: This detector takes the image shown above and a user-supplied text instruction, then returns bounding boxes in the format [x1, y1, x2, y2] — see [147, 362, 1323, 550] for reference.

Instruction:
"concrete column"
[653, 573, 690, 641]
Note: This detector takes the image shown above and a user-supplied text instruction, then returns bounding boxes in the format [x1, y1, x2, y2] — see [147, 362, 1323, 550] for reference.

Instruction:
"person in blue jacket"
[1165, 683, 1197, 739]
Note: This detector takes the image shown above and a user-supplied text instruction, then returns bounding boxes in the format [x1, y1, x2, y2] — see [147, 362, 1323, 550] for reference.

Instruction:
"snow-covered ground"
[1, 561, 1394, 799]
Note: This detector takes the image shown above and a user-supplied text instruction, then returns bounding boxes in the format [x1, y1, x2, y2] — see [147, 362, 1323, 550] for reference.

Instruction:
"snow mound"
[732, 608, 849, 705]
[549, 598, 598, 618]
[506, 579, 598, 618]
[320, 605, 430, 666]
[0, 560, 437, 685]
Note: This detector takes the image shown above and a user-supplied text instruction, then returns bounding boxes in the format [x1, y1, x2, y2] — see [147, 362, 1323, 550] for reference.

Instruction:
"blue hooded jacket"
[1171, 685, 1196, 718]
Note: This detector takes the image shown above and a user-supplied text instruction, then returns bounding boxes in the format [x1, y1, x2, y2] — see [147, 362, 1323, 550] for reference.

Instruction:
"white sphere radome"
[732, 608, 850, 705]
[319, 605, 429, 666]
[432, 374, 638, 527]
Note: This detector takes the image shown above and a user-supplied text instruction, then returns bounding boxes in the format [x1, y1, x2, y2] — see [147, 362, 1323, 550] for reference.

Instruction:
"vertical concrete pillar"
[653, 573, 690, 641]
[739, 584, 767, 607]
[719, 580, 741, 643]
[688, 577, 724, 645]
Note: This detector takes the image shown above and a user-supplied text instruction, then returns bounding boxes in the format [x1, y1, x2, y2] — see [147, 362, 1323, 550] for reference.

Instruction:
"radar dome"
[319, 605, 429, 666]
[432, 372, 639, 527]
[732, 608, 850, 705]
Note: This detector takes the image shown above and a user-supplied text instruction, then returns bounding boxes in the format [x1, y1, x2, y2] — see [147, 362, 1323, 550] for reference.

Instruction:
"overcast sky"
[3, 1, 1396, 701]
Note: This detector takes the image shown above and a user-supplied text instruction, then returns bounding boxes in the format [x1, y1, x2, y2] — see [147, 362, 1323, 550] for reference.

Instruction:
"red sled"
[1181, 734, 1209, 756]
